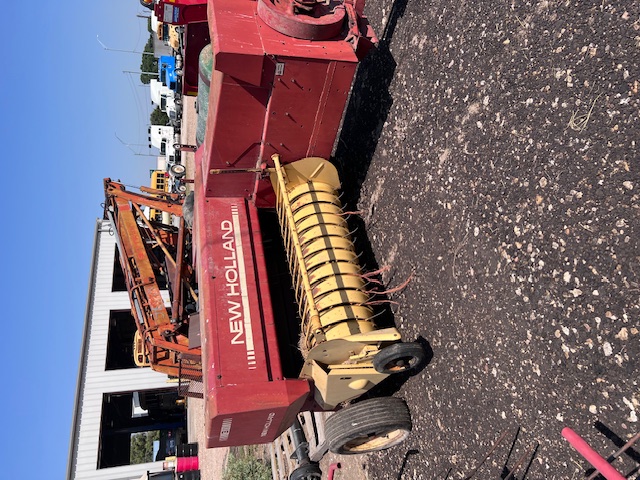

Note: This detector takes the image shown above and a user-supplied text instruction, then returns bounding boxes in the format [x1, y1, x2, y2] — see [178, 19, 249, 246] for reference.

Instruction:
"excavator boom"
[103, 179, 202, 379]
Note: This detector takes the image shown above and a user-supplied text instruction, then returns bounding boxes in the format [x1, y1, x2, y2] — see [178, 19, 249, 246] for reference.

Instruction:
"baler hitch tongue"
[270, 155, 419, 409]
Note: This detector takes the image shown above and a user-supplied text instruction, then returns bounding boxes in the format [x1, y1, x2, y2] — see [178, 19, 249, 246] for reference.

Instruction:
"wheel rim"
[373, 342, 426, 374]
[341, 427, 410, 453]
[290, 462, 322, 480]
[383, 355, 418, 373]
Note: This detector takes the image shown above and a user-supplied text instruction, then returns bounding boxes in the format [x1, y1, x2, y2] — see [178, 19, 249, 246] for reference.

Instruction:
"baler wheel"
[325, 397, 412, 454]
[373, 342, 426, 374]
[289, 462, 322, 480]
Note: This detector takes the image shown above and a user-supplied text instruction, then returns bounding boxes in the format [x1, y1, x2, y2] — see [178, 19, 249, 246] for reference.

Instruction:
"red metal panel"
[200, 3, 274, 197]
[195, 195, 271, 384]
[201, 0, 363, 201]
[205, 381, 310, 447]
[193, 147, 312, 448]
[260, 57, 357, 161]
[207, 0, 266, 86]
[155, 0, 208, 25]
[200, 69, 270, 196]
[182, 22, 211, 96]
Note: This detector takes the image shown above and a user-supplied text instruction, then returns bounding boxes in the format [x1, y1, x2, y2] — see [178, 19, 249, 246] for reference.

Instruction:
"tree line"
[141, 21, 169, 126]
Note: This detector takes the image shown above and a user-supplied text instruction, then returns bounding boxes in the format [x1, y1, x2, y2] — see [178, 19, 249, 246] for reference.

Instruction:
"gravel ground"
[180, 96, 197, 185]
[187, 397, 229, 479]
[329, 0, 639, 478]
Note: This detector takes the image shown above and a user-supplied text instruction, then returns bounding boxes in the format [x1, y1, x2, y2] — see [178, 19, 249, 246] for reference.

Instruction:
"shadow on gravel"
[455, 427, 538, 480]
[583, 421, 640, 479]
[333, 0, 409, 290]
[498, 428, 538, 480]
[334, 0, 409, 206]
[332, 0, 425, 385]
[395, 449, 420, 479]
[594, 421, 640, 464]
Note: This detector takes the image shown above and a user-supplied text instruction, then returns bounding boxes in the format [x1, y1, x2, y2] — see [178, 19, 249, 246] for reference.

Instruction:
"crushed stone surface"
[332, 0, 640, 478]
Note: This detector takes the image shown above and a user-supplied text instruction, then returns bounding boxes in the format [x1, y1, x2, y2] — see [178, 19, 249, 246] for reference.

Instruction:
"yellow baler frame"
[270, 155, 403, 409]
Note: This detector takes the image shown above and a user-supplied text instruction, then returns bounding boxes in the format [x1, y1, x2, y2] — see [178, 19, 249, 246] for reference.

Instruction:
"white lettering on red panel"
[260, 412, 276, 437]
[219, 417, 233, 442]
[221, 204, 257, 370]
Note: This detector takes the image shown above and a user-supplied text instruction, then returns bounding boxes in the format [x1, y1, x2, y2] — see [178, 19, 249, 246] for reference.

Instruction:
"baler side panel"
[201, 72, 271, 197]
[202, 0, 274, 198]
[197, 196, 271, 384]
[261, 57, 356, 161]
[206, 381, 311, 448]
[194, 148, 313, 448]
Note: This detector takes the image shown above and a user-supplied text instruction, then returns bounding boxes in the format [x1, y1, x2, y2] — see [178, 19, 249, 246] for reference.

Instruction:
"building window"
[105, 310, 138, 370]
[97, 389, 186, 469]
[112, 246, 168, 292]
[112, 248, 127, 292]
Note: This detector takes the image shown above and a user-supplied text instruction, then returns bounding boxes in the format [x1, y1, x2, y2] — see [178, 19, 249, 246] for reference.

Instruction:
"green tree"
[141, 35, 159, 84]
[130, 431, 160, 465]
[150, 107, 170, 126]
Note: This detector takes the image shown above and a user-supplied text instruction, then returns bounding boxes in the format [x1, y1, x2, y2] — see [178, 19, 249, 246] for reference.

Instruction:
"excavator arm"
[103, 179, 202, 379]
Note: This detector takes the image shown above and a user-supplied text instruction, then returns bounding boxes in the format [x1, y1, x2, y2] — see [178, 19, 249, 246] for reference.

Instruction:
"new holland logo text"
[221, 205, 256, 369]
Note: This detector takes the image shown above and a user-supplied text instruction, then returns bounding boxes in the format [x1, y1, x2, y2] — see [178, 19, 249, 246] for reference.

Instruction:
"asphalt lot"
[330, 0, 639, 478]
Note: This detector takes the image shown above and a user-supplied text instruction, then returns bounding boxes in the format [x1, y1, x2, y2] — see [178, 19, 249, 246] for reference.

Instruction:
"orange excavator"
[103, 181, 201, 380]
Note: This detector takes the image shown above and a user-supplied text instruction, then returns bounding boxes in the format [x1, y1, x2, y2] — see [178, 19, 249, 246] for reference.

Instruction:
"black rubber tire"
[325, 397, 412, 454]
[289, 462, 321, 480]
[373, 342, 426, 374]
[170, 164, 186, 177]
[177, 184, 187, 193]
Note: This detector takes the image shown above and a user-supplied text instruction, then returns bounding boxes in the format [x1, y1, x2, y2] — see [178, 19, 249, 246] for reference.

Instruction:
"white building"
[67, 219, 184, 480]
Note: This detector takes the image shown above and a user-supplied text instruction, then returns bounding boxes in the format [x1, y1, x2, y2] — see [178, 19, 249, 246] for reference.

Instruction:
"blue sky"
[3, 3, 157, 477]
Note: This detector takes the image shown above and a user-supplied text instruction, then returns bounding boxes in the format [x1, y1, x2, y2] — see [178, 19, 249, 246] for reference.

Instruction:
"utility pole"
[115, 133, 156, 157]
[96, 36, 156, 56]
[123, 70, 159, 76]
